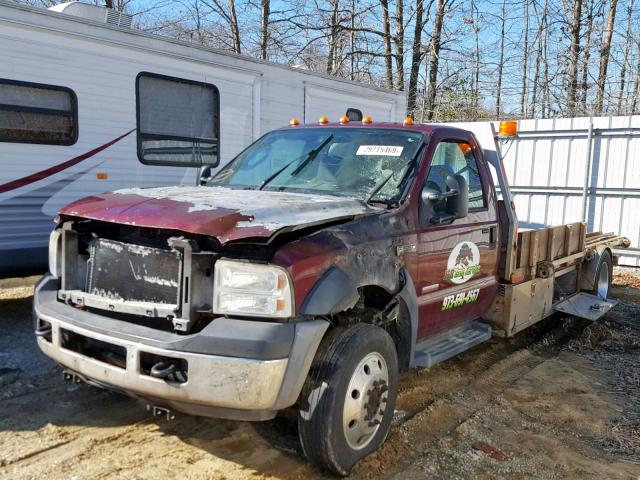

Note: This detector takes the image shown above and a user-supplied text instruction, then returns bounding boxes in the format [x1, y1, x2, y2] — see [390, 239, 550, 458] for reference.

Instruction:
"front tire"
[298, 323, 399, 476]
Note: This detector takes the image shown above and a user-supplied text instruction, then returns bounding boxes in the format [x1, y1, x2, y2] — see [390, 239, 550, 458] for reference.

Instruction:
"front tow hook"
[149, 362, 176, 379]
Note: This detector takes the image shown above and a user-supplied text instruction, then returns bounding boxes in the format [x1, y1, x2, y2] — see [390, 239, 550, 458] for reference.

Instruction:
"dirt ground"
[1, 269, 638, 480]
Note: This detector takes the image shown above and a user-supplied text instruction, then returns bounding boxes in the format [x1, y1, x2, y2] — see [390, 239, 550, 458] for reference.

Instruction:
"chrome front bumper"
[34, 275, 328, 420]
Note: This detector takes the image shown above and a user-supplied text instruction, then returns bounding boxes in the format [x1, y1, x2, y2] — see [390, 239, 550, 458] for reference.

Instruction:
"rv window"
[0, 79, 77, 145]
[136, 73, 220, 167]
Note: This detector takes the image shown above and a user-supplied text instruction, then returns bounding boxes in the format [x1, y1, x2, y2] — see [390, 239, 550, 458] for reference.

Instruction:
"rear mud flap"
[553, 293, 617, 321]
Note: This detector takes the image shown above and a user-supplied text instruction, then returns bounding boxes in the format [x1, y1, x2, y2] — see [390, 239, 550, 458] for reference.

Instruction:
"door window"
[0, 79, 77, 145]
[425, 141, 486, 213]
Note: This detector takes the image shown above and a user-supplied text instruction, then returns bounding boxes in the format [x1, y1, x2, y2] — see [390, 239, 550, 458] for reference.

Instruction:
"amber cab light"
[289, 118, 300, 126]
[339, 115, 350, 125]
[403, 116, 414, 126]
[498, 120, 517, 137]
[318, 115, 329, 125]
[362, 115, 373, 124]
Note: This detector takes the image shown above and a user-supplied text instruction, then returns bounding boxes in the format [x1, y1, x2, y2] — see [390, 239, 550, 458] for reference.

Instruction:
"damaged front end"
[54, 220, 219, 334]
[36, 218, 329, 420]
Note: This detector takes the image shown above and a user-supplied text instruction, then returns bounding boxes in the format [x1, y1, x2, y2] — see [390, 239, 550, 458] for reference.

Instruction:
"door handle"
[482, 226, 498, 246]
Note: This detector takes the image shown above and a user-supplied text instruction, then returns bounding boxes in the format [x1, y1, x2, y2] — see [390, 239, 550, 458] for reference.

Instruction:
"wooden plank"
[578, 222, 586, 252]
[529, 230, 540, 268]
[517, 231, 530, 268]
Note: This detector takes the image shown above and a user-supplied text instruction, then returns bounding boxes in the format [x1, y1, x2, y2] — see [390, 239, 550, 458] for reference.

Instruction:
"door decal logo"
[444, 241, 480, 284]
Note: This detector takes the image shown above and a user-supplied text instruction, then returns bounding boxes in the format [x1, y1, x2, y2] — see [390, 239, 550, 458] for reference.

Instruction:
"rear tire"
[298, 323, 399, 476]
[591, 250, 613, 300]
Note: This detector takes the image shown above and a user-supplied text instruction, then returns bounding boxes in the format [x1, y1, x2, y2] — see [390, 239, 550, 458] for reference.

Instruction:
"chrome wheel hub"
[342, 352, 389, 450]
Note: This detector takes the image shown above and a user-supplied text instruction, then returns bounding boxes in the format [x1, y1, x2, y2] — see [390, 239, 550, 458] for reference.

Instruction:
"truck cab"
[34, 117, 628, 476]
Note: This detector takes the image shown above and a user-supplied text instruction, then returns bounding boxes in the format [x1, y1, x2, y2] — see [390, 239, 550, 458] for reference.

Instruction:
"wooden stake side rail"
[511, 222, 630, 281]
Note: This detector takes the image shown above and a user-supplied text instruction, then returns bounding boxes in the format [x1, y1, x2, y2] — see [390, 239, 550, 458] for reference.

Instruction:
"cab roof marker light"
[339, 115, 349, 125]
[319, 115, 329, 125]
[498, 120, 517, 137]
[362, 115, 373, 124]
[403, 116, 414, 126]
[289, 118, 300, 127]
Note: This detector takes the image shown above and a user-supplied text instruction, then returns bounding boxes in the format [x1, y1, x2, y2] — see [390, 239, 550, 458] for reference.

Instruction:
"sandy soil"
[0, 272, 638, 479]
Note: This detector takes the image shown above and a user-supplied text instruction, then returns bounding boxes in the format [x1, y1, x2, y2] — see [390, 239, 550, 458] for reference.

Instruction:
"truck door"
[415, 137, 499, 340]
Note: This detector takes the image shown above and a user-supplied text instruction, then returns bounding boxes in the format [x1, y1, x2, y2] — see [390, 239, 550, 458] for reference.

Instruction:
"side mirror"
[446, 174, 468, 219]
[199, 165, 213, 186]
[421, 174, 469, 224]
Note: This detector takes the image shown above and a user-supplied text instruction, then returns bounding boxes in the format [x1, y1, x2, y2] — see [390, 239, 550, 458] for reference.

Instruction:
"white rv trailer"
[0, 1, 406, 272]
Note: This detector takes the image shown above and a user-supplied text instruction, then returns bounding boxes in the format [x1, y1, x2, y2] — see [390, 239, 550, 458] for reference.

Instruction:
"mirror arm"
[425, 189, 459, 202]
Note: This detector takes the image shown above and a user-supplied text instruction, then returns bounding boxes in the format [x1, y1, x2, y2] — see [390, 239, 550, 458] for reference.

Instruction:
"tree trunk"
[531, 0, 547, 118]
[425, 0, 446, 120]
[350, 0, 356, 80]
[380, 0, 394, 89]
[566, 0, 582, 117]
[632, 52, 640, 113]
[394, 0, 405, 91]
[594, 0, 618, 114]
[616, 0, 634, 113]
[495, 0, 506, 118]
[407, 0, 425, 116]
[260, 0, 269, 60]
[228, 0, 241, 54]
[326, 0, 340, 74]
[580, 0, 594, 113]
[519, 0, 529, 118]
[472, 0, 480, 112]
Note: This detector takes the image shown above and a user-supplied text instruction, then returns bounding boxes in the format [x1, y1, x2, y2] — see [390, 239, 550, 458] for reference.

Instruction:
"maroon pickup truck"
[34, 118, 629, 475]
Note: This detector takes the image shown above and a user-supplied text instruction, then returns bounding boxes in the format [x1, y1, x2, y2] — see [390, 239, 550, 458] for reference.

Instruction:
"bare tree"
[393, 0, 405, 91]
[495, 0, 506, 118]
[228, 0, 242, 53]
[617, 0, 634, 113]
[566, 0, 583, 116]
[594, 0, 618, 114]
[424, 0, 450, 120]
[579, 0, 595, 113]
[407, 0, 431, 116]
[519, 0, 530, 117]
[380, 0, 394, 88]
[260, 0, 270, 59]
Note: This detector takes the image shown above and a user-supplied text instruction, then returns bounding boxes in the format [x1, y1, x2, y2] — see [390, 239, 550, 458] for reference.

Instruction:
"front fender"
[299, 267, 360, 315]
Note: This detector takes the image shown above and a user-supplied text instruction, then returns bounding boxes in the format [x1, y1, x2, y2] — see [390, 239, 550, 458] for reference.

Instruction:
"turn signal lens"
[498, 120, 517, 137]
[319, 115, 329, 125]
[362, 115, 373, 124]
[403, 116, 414, 126]
[289, 118, 300, 126]
[339, 115, 349, 124]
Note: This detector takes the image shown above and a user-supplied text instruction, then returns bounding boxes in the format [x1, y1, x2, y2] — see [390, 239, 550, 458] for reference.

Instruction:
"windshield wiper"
[290, 134, 334, 176]
[365, 142, 426, 207]
[258, 134, 334, 191]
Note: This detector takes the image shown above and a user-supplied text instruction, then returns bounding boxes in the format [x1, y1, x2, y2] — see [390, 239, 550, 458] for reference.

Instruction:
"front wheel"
[298, 323, 399, 476]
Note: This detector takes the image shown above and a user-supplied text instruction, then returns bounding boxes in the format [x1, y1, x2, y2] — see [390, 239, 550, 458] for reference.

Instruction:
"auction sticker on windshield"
[356, 145, 404, 156]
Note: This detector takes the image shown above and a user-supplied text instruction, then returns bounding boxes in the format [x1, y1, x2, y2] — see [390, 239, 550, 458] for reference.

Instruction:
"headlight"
[213, 259, 294, 318]
[48, 229, 62, 278]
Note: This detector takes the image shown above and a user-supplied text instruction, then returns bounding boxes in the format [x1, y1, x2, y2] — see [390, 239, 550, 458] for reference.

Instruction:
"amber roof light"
[498, 120, 517, 137]
[339, 115, 350, 125]
[403, 116, 414, 126]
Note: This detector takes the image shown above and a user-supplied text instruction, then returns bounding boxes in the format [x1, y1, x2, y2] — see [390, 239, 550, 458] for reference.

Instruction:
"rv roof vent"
[49, 2, 133, 29]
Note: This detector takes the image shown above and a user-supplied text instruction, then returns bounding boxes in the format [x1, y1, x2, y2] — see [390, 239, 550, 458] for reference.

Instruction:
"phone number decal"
[441, 288, 480, 311]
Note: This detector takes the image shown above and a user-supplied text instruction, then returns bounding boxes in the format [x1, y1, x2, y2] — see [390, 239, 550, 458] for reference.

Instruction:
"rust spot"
[472, 442, 509, 461]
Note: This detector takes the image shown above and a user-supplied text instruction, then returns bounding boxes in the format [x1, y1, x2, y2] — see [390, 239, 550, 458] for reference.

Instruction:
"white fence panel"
[455, 115, 640, 266]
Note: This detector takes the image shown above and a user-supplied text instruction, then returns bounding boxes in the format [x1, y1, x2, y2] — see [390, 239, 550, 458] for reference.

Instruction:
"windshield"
[207, 127, 426, 202]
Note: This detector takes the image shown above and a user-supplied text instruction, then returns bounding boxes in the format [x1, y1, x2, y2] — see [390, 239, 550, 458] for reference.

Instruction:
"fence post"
[581, 120, 594, 223]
